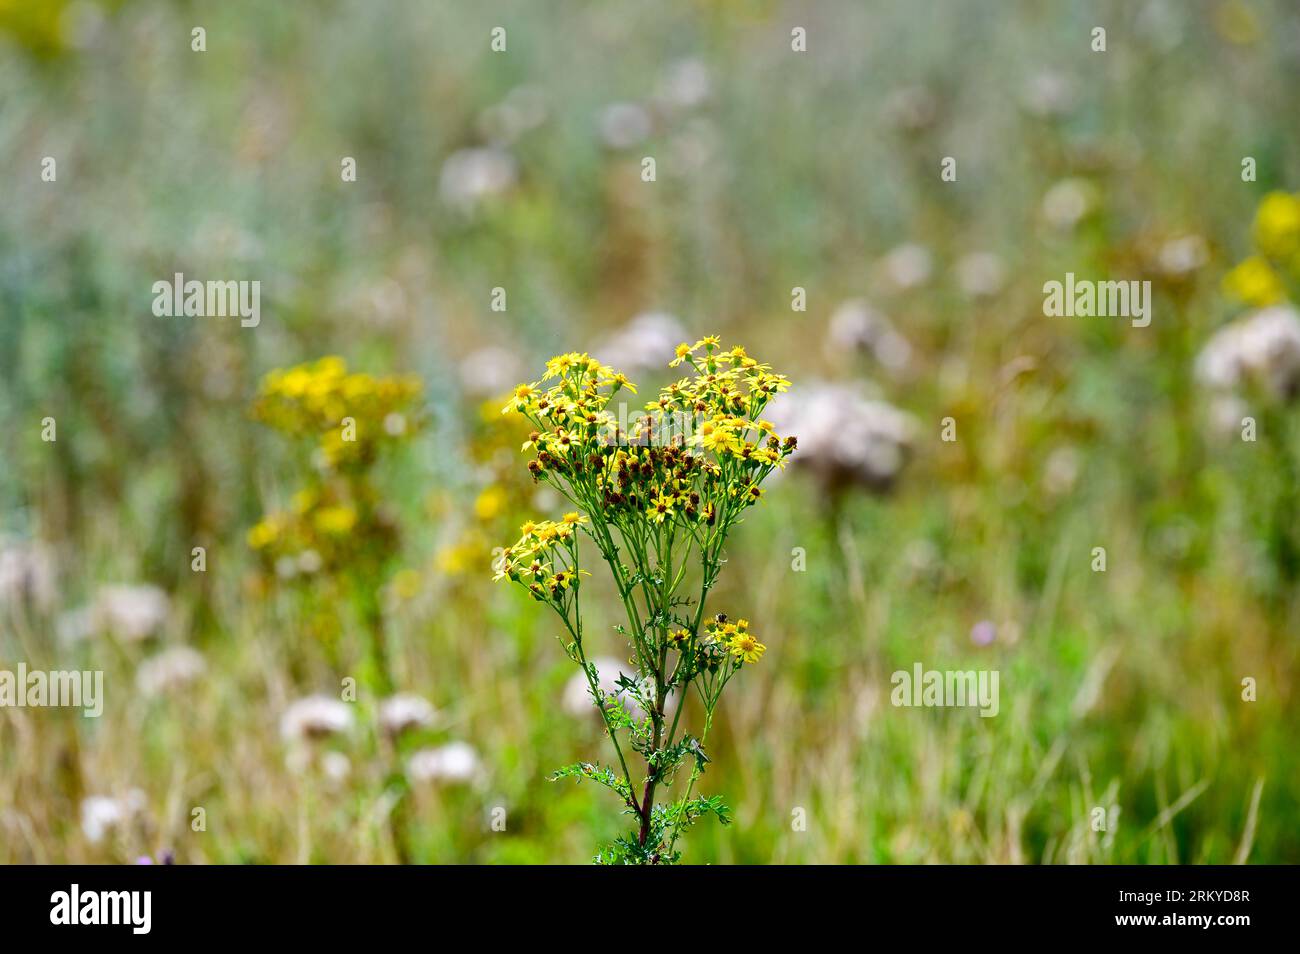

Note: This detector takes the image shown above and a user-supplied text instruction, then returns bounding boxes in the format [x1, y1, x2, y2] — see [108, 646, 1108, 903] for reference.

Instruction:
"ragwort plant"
[495, 338, 796, 863]
[249, 356, 423, 693]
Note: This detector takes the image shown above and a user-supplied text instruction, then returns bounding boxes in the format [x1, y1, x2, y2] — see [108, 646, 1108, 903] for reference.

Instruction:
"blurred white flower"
[1021, 70, 1076, 118]
[656, 58, 711, 111]
[298, 549, 323, 575]
[563, 656, 676, 723]
[407, 742, 482, 785]
[598, 102, 653, 150]
[379, 693, 438, 736]
[1157, 234, 1209, 278]
[883, 86, 938, 132]
[81, 790, 146, 844]
[563, 655, 627, 718]
[459, 346, 523, 398]
[280, 695, 354, 743]
[0, 538, 56, 611]
[136, 646, 206, 697]
[826, 300, 911, 373]
[93, 584, 170, 642]
[1208, 393, 1250, 438]
[878, 243, 933, 291]
[1041, 178, 1095, 231]
[955, 252, 1006, 299]
[768, 383, 916, 493]
[476, 85, 548, 145]
[594, 312, 688, 375]
[1195, 305, 1300, 399]
[383, 412, 408, 437]
[1042, 446, 1081, 497]
[1136, 0, 1186, 53]
[320, 751, 351, 784]
[439, 147, 517, 210]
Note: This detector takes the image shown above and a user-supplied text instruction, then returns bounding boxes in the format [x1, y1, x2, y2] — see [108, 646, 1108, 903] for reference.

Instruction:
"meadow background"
[2, 0, 1298, 864]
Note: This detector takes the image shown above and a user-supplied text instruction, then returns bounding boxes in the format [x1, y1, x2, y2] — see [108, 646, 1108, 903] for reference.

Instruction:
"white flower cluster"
[769, 383, 915, 493]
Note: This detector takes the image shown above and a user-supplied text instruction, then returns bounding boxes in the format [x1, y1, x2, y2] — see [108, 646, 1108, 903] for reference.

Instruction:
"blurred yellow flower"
[313, 505, 358, 536]
[474, 485, 508, 521]
[253, 356, 422, 468]
[436, 531, 490, 576]
[1253, 191, 1300, 259]
[1214, 0, 1261, 46]
[247, 519, 280, 550]
[1223, 256, 1284, 306]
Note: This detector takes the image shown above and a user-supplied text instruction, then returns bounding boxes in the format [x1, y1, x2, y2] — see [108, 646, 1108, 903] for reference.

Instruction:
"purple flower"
[971, 620, 996, 647]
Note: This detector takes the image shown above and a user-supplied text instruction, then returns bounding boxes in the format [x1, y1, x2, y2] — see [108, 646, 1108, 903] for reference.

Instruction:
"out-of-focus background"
[2, 0, 1299, 864]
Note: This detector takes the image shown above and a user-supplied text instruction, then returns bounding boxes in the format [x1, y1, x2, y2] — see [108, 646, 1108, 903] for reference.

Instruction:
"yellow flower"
[648, 492, 676, 524]
[247, 519, 280, 550]
[696, 419, 739, 454]
[1223, 256, 1284, 306]
[1253, 191, 1300, 259]
[314, 505, 358, 536]
[667, 629, 690, 648]
[561, 512, 587, 526]
[729, 632, 766, 663]
[474, 485, 508, 521]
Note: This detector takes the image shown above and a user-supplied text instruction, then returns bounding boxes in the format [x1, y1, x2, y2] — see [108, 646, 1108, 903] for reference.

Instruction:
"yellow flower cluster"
[494, 513, 589, 602]
[253, 356, 422, 468]
[496, 338, 795, 668]
[247, 485, 395, 575]
[503, 340, 795, 532]
[1224, 191, 1300, 306]
[701, 615, 766, 664]
[248, 358, 419, 581]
